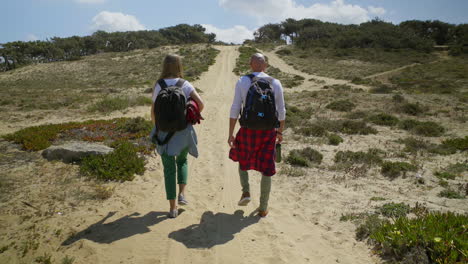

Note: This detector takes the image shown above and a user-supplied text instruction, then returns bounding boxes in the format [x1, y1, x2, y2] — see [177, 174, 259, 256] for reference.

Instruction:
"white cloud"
[26, 34, 39, 41]
[91, 11, 145, 32]
[219, 0, 386, 25]
[75, 0, 106, 4]
[202, 24, 254, 44]
[368, 6, 386, 16]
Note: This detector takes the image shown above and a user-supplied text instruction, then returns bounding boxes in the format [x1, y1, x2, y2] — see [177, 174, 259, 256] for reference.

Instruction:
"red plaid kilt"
[229, 127, 276, 176]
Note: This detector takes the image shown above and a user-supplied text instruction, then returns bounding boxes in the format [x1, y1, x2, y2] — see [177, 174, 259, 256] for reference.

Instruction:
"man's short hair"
[251, 53, 266, 64]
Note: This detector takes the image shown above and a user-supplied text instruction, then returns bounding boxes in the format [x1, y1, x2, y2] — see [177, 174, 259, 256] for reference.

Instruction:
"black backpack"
[153, 78, 187, 144]
[239, 74, 279, 130]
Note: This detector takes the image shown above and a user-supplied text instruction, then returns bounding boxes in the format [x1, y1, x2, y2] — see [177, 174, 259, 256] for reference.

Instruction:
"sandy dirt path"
[261, 50, 369, 91]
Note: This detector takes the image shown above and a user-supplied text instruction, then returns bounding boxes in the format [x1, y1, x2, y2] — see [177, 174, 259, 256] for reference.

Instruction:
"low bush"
[438, 189, 465, 199]
[370, 84, 395, 94]
[346, 111, 369, 119]
[401, 102, 426, 116]
[286, 105, 313, 128]
[392, 94, 405, 103]
[334, 150, 383, 166]
[119, 117, 153, 134]
[441, 136, 468, 151]
[276, 48, 292, 55]
[327, 133, 343, 145]
[377, 202, 410, 218]
[286, 147, 323, 167]
[399, 119, 445, 137]
[340, 120, 378, 135]
[435, 171, 457, 180]
[296, 124, 327, 137]
[381, 161, 417, 179]
[399, 137, 428, 153]
[80, 141, 145, 181]
[368, 113, 399, 126]
[368, 211, 467, 263]
[325, 100, 356, 112]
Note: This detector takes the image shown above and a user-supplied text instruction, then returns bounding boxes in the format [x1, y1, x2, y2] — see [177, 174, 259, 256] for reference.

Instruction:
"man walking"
[228, 53, 286, 217]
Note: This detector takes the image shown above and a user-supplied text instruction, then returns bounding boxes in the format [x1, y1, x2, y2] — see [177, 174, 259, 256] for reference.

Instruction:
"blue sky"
[2, 0, 467, 44]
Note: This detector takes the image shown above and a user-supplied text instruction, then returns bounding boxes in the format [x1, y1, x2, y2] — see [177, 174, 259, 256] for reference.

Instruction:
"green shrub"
[118, 117, 152, 134]
[334, 150, 382, 166]
[88, 96, 130, 113]
[441, 136, 468, 151]
[381, 161, 417, 179]
[428, 144, 458, 155]
[286, 105, 313, 128]
[435, 171, 457, 180]
[80, 141, 145, 181]
[356, 214, 387, 241]
[276, 48, 292, 55]
[340, 120, 378, 135]
[346, 111, 369, 119]
[370, 84, 395, 94]
[328, 133, 343, 145]
[369, 211, 467, 263]
[135, 96, 153, 106]
[368, 113, 400, 126]
[399, 119, 445, 137]
[392, 94, 405, 103]
[286, 147, 323, 167]
[296, 124, 327, 137]
[401, 102, 426, 116]
[325, 100, 356, 112]
[378, 202, 410, 218]
[399, 137, 428, 153]
[438, 189, 465, 199]
[370, 196, 386, 201]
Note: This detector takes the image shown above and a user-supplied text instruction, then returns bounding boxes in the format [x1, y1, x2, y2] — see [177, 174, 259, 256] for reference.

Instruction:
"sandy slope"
[0, 46, 382, 264]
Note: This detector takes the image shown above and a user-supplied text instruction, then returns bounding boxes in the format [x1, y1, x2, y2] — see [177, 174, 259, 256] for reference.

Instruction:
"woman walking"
[151, 54, 204, 218]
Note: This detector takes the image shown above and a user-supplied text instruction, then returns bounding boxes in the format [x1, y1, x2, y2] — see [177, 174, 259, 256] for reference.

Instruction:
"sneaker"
[168, 209, 178, 218]
[178, 194, 188, 205]
[238, 192, 251, 206]
[257, 210, 268, 218]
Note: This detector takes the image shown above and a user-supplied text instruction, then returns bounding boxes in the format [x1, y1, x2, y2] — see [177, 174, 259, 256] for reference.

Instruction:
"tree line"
[0, 24, 216, 71]
[252, 18, 467, 54]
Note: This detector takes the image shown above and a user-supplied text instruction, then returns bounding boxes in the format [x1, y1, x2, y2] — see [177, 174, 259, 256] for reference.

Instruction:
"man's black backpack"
[153, 78, 187, 144]
[239, 74, 279, 130]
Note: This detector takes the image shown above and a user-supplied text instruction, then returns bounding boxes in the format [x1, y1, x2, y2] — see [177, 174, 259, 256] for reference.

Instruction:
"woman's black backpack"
[239, 74, 279, 130]
[154, 78, 187, 134]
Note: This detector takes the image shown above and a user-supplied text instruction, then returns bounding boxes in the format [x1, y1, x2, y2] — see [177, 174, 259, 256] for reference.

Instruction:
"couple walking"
[151, 52, 286, 219]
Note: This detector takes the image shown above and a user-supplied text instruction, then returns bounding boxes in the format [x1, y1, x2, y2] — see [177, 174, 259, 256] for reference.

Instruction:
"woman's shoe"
[168, 209, 178, 218]
[238, 192, 251, 206]
[178, 194, 188, 205]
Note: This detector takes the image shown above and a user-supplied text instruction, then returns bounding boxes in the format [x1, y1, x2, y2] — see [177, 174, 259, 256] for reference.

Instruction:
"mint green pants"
[161, 148, 188, 200]
[239, 166, 272, 211]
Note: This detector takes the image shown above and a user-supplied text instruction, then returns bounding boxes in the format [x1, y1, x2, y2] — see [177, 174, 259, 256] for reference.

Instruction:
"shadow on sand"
[168, 210, 260, 248]
[61, 210, 181, 245]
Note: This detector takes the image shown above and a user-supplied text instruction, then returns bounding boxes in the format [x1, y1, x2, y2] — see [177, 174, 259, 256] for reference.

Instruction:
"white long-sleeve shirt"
[229, 72, 286, 121]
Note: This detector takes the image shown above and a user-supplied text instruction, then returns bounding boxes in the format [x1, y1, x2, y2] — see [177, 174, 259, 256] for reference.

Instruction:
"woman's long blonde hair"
[159, 54, 184, 79]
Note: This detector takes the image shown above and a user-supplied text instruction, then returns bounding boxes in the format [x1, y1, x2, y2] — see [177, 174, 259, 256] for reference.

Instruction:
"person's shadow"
[168, 210, 260, 248]
[62, 210, 176, 245]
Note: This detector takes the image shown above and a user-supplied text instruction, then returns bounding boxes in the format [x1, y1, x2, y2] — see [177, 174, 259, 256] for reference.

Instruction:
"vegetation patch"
[399, 119, 445, 137]
[325, 100, 356, 112]
[295, 123, 327, 137]
[87, 95, 152, 113]
[441, 136, 468, 151]
[2, 117, 153, 152]
[286, 147, 323, 167]
[334, 149, 383, 166]
[377, 202, 410, 218]
[80, 141, 145, 182]
[327, 133, 343, 145]
[285, 105, 313, 128]
[380, 161, 417, 179]
[401, 102, 426, 116]
[363, 211, 467, 264]
[438, 189, 465, 199]
[368, 113, 399, 126]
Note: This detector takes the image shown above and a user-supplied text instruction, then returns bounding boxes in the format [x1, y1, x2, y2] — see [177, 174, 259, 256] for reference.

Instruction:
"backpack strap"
[175, 78, 186, 88]
[157, 79, 168, 89]
[246, 74, 255, 82]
